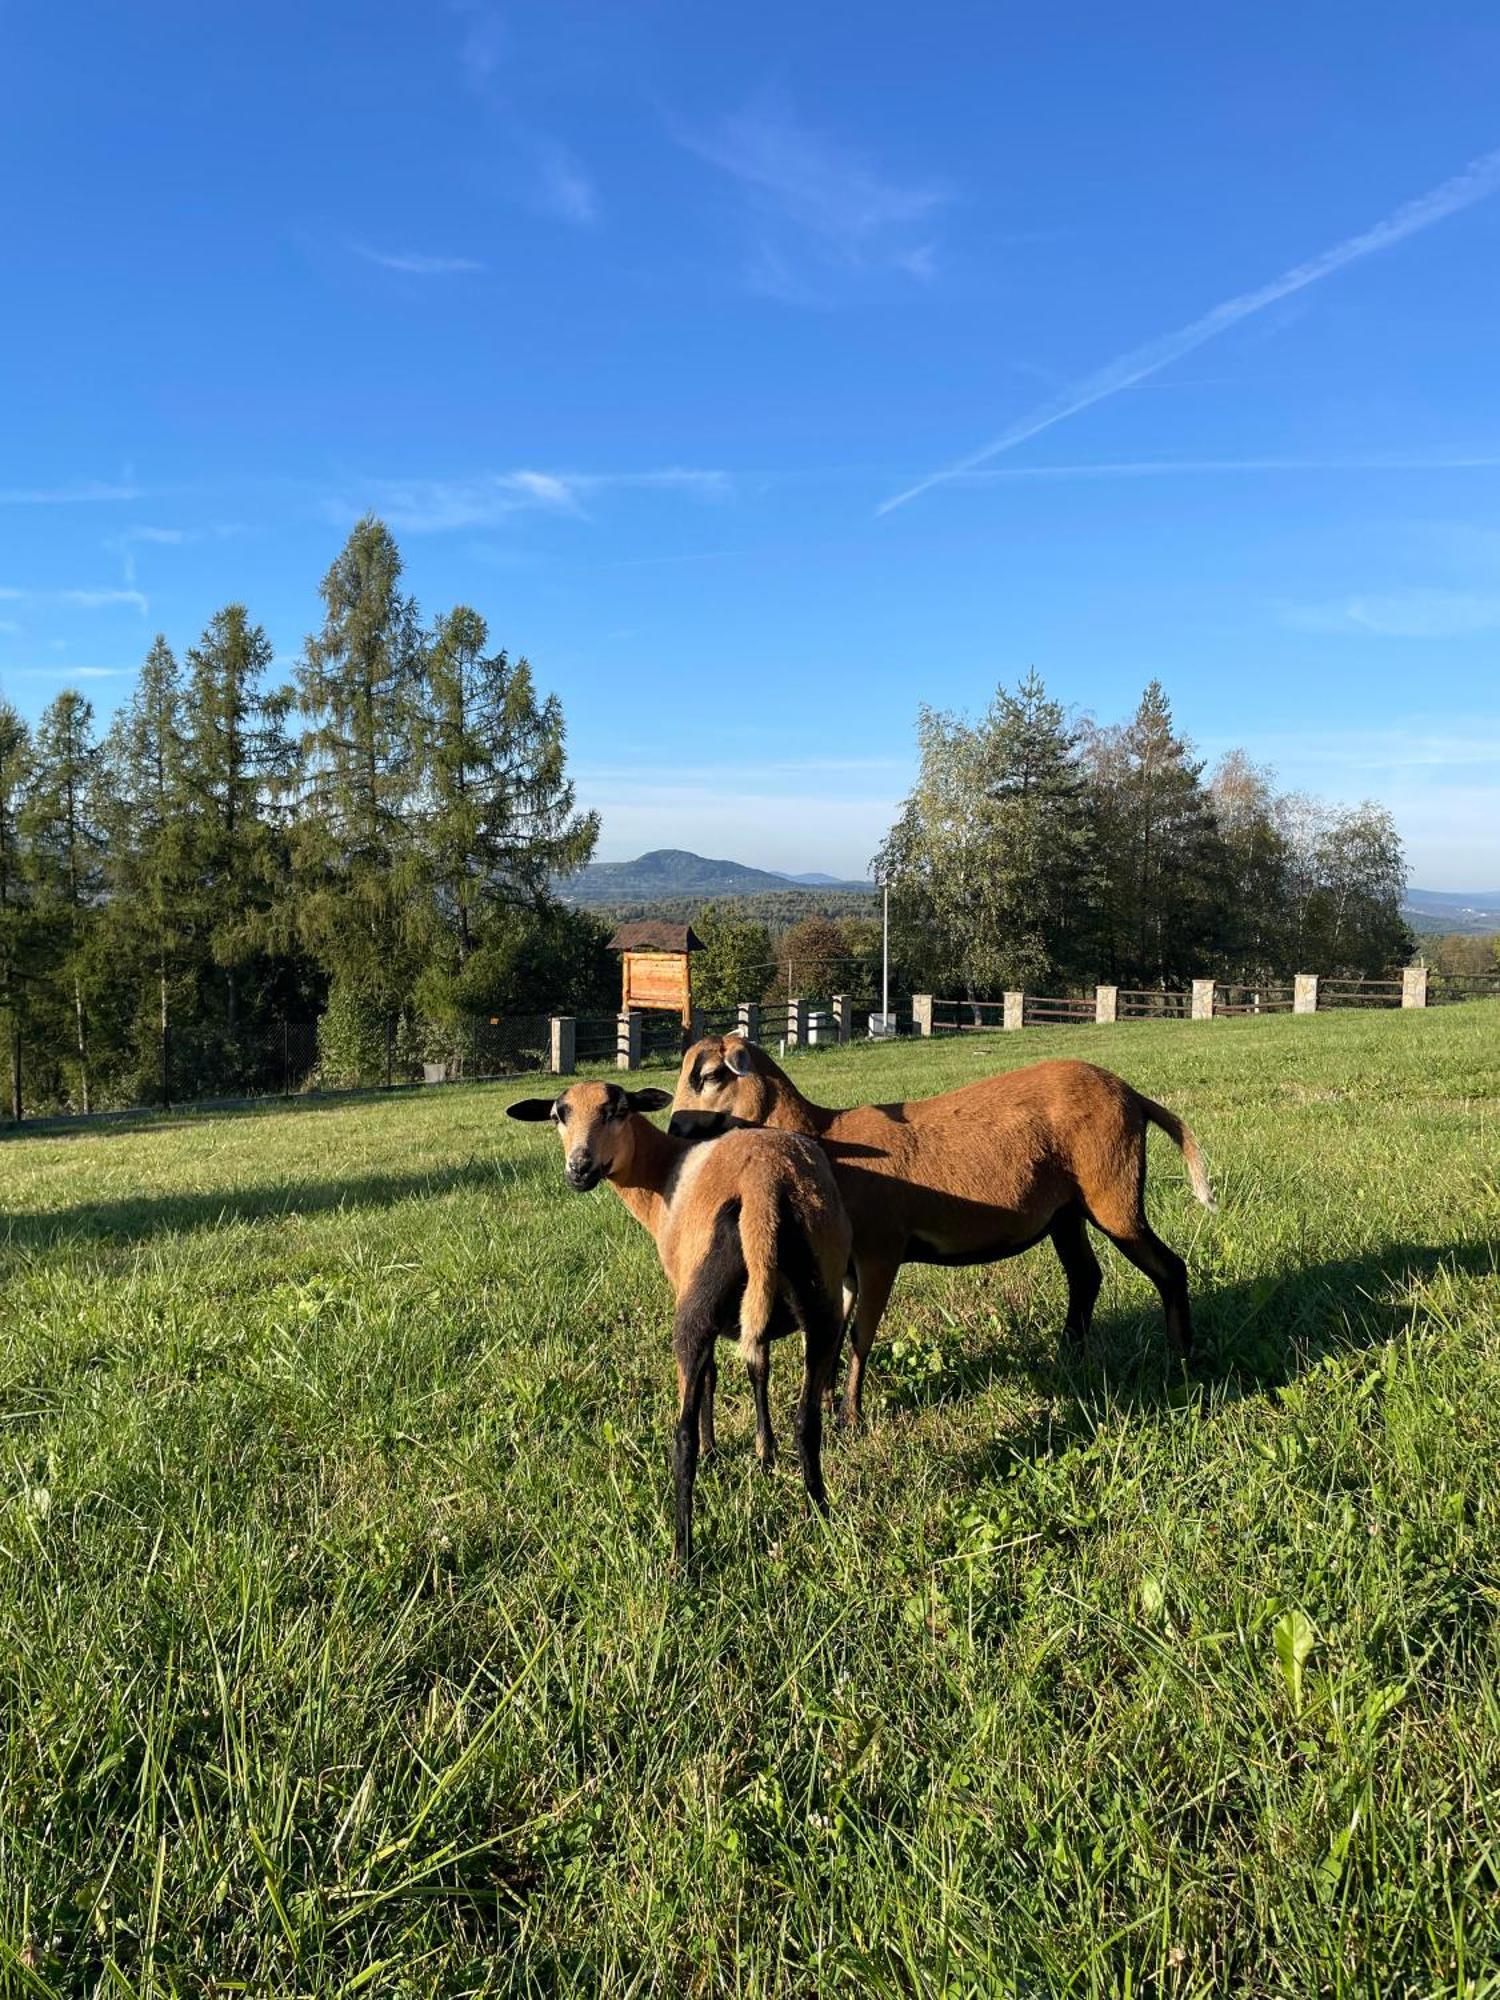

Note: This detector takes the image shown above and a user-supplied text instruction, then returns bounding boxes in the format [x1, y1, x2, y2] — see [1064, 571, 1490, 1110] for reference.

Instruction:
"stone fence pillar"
[550, 1016, 575, 1076]
[832, 993, 852, 1044]
[1094, 985, 1118, 1024]
[1293, 974, 1319, 1015]
[1402, 966, 1429, 1009]
[736, 1000, 761, 1043]
[1191, 978, 1216, 1021]
[1003, 990, 1024, 1031]
[617, 1010, 642, 1070]
[787, 998, 808, 1048]
[912, 994, 934, 1037]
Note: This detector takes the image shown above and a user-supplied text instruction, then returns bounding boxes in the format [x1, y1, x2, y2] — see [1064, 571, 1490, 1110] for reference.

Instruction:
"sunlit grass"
[1, 1004, 1497, 1994]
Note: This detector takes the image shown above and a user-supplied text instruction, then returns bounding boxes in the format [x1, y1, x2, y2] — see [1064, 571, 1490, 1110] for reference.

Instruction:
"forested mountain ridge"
[557, 848, 873, 904]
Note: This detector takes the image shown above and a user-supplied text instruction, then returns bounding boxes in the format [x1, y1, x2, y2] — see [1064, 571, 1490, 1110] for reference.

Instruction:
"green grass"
[1, 1005, 1498, 1997]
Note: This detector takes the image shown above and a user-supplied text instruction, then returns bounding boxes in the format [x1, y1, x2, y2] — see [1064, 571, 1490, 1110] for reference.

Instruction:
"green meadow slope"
[1, 1006, 1497, 1996]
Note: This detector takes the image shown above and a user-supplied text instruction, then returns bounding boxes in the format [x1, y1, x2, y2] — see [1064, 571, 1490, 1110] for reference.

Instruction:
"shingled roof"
[606, 921, 705, 953]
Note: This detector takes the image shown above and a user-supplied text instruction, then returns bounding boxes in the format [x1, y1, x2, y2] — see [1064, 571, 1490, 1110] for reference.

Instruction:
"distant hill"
[559, 848, 874, 908]
[1404, 888, 1500, 936]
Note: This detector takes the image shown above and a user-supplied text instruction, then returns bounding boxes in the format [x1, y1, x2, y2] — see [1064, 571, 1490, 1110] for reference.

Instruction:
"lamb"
[669, 1040, 1215, 1423]
[505, 1080, 852, 1562]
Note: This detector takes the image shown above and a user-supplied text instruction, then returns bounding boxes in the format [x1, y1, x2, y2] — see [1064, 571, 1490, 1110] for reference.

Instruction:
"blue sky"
[3, 2, 1499, 887]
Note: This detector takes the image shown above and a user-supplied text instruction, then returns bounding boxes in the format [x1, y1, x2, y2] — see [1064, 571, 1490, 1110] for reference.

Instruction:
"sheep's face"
[506, 1081, 672, 1189]
[669, 1035, 758, 1135]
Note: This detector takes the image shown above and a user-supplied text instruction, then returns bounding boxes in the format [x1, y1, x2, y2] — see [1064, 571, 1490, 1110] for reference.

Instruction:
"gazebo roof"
[606, 921, 705, 953]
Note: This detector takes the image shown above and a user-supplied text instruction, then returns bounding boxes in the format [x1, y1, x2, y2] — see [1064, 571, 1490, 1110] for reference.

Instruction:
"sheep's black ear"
[506, 1097, 557, 1122]
[724, 1043, 755, 1077]
[669, 1109, 736, 1141]
[627, 1086, 673, 1114]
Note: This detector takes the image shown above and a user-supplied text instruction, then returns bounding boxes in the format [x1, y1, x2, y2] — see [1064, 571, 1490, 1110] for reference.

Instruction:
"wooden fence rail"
[543, 962, 1500, 1072]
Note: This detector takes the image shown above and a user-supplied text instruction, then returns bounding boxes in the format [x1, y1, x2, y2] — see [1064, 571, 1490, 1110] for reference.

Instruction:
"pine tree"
[290, 518, 424, 1032]
[184, 603, 295, 1049]
[21, 690, 104, 1111]
[99, 637, 192, 1102]
[421, 604, 599, 974]
[0, 704, 33, 1118]
[1084, 682, 1226, 986]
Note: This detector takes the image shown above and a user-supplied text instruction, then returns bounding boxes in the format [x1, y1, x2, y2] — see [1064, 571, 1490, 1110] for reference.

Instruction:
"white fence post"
[832, 993, 852, 1044]
[617, 1010, 642, 1070]
[1293, 974, 1319, 1015]
[912, 994, 934, 1037]
[736, 1000, 761, 1043]
[1095, 984, 1118, 1024]
[1191, 979, 1215, 1021]
[1402, 966, 1429, 1009]
[787, 997, 808, 1048]
[1003, 990, 1024, 1031]
[550, 1016, 575, 1075]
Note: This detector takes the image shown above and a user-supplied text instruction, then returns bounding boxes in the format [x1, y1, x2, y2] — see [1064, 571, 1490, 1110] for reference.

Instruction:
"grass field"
[1, 1005, 1498, 1997]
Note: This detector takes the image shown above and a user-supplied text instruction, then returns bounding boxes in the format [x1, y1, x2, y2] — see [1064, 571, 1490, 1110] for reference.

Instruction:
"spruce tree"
[290, 518, 424, 1033]
[20, 690, 104, 1111]
[184, 603, 294, 1048]
[99, 637, 192, 1102]
[0, 704, 33, 1118]
[421, 604, 599, 976]
[1084, 682, 1226, 987]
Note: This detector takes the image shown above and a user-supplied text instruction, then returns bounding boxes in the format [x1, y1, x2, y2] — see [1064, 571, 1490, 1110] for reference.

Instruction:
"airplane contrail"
[877, 145, 1500, 515]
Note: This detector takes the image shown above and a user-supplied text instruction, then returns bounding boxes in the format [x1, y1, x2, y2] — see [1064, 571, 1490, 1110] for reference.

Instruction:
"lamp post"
[881, 879, 890, 1030]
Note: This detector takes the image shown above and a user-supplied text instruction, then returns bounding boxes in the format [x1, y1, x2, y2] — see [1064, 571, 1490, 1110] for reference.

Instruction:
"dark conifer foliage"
[0, 533, 1419, 1112]
[3, 519, 603, 1112]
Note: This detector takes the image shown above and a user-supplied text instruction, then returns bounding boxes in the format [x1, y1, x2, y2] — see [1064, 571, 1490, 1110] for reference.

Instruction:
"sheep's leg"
[1086, 1186, 1194, 1358]
[1049, 1204, 1102, 1351]
[840, 1258, 899, 1427]
[796, 1294, 842, 1515]
[699, 1352, 718, 1459]
[746, 1343, 775, 1469]
[672, 1316, 717, 1563]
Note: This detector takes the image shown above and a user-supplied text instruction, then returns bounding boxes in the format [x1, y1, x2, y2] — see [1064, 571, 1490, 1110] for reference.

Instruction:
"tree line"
[876, 673, 1412, 998]
[0, 517, 610, 1114]
[0, 536, 1420, 1114]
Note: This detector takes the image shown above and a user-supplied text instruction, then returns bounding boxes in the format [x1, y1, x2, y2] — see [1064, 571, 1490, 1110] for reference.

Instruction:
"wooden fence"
[540, 964, 1499, 1075]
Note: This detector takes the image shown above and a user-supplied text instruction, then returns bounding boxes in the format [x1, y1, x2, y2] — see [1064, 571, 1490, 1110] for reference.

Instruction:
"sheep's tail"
[1141, 1096, 1217, 1210]
[737, 1172, 783, 1363]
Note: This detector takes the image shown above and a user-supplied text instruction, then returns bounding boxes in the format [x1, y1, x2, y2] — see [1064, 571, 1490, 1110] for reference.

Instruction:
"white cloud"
[881, 142, 1500, 512]
[0, 586, 149, 613]
[352, 244, 486, 276]
[12, 664, 127, 680]
[0, 481, 143, 505]
[952, 452, 1500, 483]
[532, 139, 597, 226]
[1281, 590, 1500, 638]
[684, 96, 948, 297]
[340, 466, 731, 533]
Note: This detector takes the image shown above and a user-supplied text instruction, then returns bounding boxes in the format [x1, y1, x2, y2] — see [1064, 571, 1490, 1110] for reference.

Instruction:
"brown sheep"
[669, 1040, 1214, 1423]
[506, 1080, 852, 1561]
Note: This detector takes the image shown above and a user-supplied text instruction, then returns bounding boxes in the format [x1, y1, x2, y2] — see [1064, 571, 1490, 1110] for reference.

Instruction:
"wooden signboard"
[607, 922, 704, 1029]
[622, 950, 693, 1025]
